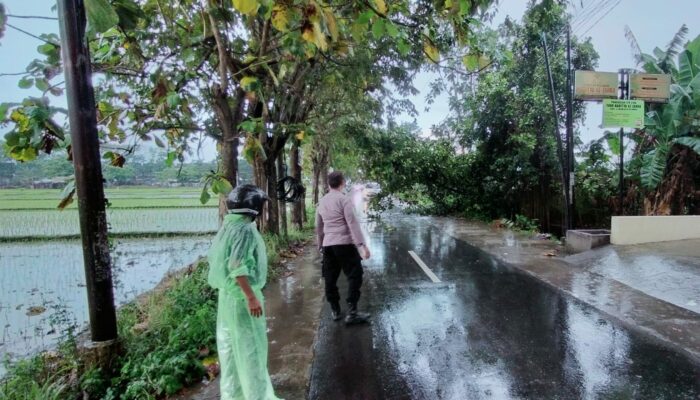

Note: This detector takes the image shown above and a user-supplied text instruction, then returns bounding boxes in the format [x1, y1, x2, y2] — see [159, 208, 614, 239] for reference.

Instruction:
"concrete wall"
[611, 216, 700, 245]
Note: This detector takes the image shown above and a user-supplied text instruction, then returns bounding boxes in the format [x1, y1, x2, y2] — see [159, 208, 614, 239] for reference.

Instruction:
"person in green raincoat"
[207, 184, 282, 400]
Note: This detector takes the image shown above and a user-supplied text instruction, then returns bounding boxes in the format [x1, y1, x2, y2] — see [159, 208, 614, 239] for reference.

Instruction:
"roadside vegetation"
[348, 2, 699, 234]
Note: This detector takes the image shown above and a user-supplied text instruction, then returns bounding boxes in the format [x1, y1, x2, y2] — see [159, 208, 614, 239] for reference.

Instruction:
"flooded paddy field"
[0, 236, 212, 372]
[0, 187, 219, 375]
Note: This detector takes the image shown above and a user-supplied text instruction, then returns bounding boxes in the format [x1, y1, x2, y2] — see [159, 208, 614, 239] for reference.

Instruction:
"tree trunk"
[252, 155, 267, 231]
[311, 134, 330, 205]
[290, 140, 304, 229]
[212, 87, 245, 222]
[277, 152, 287, 238]
[264, 158, 279, 235]
[320, 162, 329, 197]
[312, 166, 321, 205]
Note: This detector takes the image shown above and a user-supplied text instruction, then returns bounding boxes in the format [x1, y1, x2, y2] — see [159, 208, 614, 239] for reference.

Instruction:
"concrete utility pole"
[57, 0, 118, 343]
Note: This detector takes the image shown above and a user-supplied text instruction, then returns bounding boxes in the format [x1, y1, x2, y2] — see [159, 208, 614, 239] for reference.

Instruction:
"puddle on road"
[0, 236, 211, 372]
[367, 216, 700, 399]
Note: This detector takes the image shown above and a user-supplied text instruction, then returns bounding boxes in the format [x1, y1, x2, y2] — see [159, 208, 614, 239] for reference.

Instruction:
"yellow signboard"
[602, 99, 645, 129]
[574, 70, 618, 100]
[630, 73, 671, 103]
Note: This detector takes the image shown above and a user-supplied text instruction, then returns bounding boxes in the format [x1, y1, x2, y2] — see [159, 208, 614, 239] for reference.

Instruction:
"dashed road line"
[408, 250, 441, 283]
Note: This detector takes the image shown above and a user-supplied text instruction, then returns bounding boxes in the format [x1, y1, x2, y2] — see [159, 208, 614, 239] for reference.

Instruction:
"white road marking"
[408, 251, 441, 283]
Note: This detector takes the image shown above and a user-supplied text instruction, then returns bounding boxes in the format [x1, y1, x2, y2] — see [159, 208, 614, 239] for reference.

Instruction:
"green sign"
[602, 99, 645, 128]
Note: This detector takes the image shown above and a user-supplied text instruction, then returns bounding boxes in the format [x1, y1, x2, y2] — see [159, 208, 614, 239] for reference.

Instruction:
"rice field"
[0, 208, 219, 239]
[0, 187, 221, 239]
[0, 187, 218, 210]
[0, 187, 220, 372]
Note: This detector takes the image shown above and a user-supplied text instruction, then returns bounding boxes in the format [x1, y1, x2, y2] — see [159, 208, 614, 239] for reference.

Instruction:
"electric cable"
[578, 0, 621, 37]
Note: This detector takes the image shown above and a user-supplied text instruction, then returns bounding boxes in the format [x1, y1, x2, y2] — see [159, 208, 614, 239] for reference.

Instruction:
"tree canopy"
[1, 0, 495, 230]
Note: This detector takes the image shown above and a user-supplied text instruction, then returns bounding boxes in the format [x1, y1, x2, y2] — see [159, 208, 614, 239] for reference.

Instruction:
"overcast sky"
[1, 0, 699, 161]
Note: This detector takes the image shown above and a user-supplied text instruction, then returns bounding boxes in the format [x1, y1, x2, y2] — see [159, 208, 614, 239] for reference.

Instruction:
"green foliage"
[0, 357, 69, 400]
[84, 0, 120, 33]
[2, 98, 65, 162]
[627, 29, 700, 190]
[500, 214, 539, 233]
[622, 27, 700, 214]
[109, 262, 216, 399]
[356, 124, 479, 216]
[1, 0, 493, 194]
[574, 139, 616, 227]
[200, 173, 234, 205]
[356, 2, 599, 231]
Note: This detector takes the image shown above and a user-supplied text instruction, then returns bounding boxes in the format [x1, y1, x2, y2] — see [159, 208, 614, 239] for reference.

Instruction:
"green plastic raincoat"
[207, 214, 282, 400]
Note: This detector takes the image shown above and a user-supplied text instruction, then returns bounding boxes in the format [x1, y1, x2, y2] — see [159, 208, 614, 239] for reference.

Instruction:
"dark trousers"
[322, 244, 363, 307]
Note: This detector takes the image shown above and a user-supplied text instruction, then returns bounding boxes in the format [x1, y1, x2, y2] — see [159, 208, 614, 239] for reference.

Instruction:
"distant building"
[31, 176, 71, 189]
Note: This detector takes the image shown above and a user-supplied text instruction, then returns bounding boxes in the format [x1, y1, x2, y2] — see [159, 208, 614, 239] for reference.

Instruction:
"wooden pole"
[57, 0, 117, 342]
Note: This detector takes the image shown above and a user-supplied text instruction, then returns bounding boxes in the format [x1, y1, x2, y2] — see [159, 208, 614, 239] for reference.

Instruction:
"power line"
[573, 0, 614, 35]
[7, 14, 58, 21]
[571, 0, 610, 33]
[579, 0, 622, 37]
[574, 0, 619, 37]
[6, 22, 60, 45]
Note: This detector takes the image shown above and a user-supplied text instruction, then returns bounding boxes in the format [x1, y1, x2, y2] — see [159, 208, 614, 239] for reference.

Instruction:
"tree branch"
[360, 0, 421, 29]
[206, 3, 231, 93]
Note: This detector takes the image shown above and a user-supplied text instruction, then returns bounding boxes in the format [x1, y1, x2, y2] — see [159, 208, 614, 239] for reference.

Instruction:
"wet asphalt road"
[307, 215, 700, 400]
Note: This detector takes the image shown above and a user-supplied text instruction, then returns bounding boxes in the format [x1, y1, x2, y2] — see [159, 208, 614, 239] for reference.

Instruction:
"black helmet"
[226, 184, 269, 218]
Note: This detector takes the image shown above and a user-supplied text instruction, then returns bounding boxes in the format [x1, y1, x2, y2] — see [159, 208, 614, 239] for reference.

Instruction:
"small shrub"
[501, 214, 539, 233]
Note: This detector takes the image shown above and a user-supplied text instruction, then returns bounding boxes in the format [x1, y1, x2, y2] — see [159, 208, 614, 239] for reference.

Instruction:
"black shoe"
[345, 303, 370, 325]
[345, 312, 370, 325]
[331, 303, 342, 321]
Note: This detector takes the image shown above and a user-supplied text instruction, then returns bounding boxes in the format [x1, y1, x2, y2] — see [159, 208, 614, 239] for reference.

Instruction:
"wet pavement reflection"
[308, 215, 700, 400]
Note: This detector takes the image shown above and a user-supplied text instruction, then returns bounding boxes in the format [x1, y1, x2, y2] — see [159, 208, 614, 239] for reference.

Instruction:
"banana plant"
[627, 28, 700, 190]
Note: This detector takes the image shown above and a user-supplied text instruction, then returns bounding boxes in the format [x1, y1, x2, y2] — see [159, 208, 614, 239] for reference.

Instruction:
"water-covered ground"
[0, 236, 212, 371]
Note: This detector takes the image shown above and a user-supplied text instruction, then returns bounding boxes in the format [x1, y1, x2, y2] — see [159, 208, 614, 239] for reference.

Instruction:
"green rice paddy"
[0, 187, 218, 210]
[0, 187, 219, 239]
